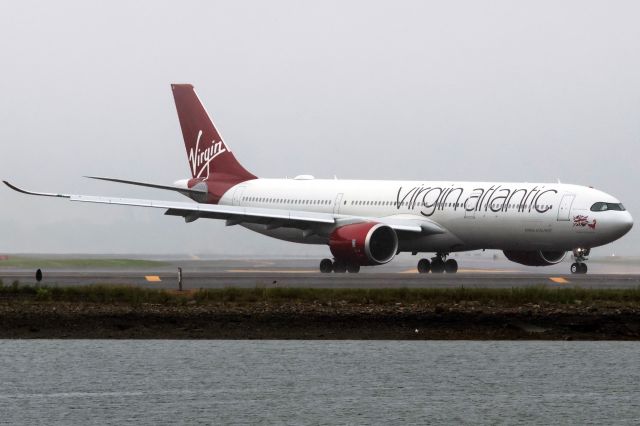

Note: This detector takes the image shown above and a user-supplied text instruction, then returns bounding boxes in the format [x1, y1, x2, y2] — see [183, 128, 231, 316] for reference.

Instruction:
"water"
[0, 341, 638, 425]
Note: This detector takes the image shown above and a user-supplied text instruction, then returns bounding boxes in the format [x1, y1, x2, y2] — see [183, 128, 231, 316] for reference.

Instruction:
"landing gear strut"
[571, 248, 590, 274]
[417, 253, 458, 274]
[319, 258, 360, 274]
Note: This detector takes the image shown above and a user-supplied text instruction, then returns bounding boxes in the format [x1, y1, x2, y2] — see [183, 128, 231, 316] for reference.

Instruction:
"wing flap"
[336, 215, 444, 234]
[67, 194, 336, 224]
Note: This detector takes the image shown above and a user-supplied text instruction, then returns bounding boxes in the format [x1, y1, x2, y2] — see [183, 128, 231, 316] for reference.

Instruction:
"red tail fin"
[171, 84, 256, 181]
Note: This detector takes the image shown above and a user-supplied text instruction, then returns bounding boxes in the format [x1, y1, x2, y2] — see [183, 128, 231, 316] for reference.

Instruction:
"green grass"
[0, 257, 168, 269]
[1, 283, 640, 306]
[0, 283, 187, 304]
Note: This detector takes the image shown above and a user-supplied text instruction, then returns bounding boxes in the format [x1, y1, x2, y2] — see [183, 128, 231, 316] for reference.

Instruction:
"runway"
[2, 271, 640, 289]
[2, 257, 640, 289]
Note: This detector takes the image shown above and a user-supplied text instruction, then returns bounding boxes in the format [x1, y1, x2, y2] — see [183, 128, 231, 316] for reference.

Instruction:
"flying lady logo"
[573, 215, 597, 230]
[188, 130, 227, 178]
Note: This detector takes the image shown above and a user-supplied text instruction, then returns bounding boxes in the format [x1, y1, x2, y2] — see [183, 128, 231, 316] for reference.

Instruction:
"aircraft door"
[464, 205, 475, 218]
[333, 193, 344, 214]
[464, 198, 475, 218]
[557, 194, 575, 221]
[232, 186, 246, 206]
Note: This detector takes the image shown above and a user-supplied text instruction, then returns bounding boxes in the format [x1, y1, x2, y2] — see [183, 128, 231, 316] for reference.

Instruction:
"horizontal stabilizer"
[85, 176, 206, 199]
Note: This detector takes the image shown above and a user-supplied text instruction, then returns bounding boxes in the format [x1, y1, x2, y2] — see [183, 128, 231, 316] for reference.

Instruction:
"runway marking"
[251, 261, 276, 267]
[549, 277, 570, 284]
[145, 275, 162, 282]
[226, 269, 317, 274]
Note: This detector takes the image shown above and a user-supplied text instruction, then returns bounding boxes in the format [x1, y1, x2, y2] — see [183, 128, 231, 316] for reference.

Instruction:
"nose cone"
[616, 211, 634, 238]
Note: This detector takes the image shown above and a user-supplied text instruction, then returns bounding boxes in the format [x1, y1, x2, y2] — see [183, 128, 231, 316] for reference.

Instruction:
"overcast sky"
[0, 1, 638, 257]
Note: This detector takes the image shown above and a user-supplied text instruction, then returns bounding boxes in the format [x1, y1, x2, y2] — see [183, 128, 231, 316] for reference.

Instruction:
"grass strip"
[1, 281, 639, 306]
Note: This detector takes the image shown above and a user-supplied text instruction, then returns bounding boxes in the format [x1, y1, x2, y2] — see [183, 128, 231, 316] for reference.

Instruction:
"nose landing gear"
[570, 263, 587, 274]
[417, 253, 458, 274]
[570, 248, 590, 274]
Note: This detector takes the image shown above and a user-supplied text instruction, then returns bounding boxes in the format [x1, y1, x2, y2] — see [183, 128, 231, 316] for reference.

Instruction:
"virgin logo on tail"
[188, 130, 227, 178]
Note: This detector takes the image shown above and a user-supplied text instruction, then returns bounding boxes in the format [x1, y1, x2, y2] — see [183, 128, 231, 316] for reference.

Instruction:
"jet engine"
[329, 222, 398, 265]
[503, 250, 566, 266]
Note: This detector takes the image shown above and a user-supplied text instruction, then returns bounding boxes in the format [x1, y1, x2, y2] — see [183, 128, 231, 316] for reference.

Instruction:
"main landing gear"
[417, 253, 458, 274]
[319, 258, 360, 273]
[570, 248, 590, 274]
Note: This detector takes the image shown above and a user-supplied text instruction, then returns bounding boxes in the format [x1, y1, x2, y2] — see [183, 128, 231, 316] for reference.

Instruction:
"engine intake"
[503, 250, 566, 266]
[329, 223, 398, 265]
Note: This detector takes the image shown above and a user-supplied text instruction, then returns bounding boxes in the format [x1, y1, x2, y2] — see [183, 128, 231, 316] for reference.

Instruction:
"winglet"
[3, 181, 70, 198]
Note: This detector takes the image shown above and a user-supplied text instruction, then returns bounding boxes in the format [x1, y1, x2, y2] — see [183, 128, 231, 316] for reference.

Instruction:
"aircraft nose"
[617, 211, 633, 237]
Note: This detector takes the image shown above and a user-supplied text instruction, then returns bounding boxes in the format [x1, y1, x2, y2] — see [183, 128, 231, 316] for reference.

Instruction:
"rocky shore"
[2, 301, 639, 340]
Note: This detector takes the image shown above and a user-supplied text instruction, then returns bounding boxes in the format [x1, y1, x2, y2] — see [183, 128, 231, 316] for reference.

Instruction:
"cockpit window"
[590, 202, 626, 212]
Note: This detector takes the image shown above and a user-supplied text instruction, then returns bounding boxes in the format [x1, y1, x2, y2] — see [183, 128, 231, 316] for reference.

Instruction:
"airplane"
[3, 84, 633, 274]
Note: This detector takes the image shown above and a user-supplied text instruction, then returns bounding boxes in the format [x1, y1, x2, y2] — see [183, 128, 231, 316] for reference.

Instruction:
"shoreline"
[1, 286, 639, 339]
[2, 302, 639, 340]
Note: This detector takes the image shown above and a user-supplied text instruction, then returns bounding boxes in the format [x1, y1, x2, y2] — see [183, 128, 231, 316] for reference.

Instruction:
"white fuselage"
[217, 178, 633, 254]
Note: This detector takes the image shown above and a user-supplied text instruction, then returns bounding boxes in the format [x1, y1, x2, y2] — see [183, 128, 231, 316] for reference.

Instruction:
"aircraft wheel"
[333, 260, 347, 273]
[320, 258, 333, 273]
[347, 263, 361, 273]
[570, 262, 589, 274]
[444, 259, 458, 274]
[431, 258, 445, 274]
[417, 258, 431, 274]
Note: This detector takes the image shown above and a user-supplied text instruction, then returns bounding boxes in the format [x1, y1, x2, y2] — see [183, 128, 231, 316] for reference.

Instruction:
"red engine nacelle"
[503, 250, 566, 266]
[329, 222, 398, 266]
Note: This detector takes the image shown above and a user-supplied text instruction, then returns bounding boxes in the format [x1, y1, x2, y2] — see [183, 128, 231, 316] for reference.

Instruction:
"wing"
[3, 181, 444, 235]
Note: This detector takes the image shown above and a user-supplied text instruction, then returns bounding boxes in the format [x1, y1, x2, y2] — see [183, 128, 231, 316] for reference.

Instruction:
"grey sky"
[0, 1, 638, 257]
